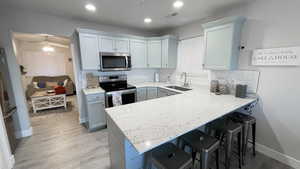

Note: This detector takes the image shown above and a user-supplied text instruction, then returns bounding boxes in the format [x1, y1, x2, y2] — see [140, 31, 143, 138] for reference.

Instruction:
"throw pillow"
[46, 82, 58, 88]
[37, 82, 46, 88]
[57, 81, 64, 86]
[33, 82, 39, 89]
[63, 79, 68, 87]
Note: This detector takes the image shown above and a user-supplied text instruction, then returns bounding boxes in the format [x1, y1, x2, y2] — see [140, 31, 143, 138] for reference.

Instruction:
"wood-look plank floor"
[13, 108, 293, 169]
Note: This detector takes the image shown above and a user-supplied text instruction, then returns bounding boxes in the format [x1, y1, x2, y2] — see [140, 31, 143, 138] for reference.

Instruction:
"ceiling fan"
[42, 36, 69, 52]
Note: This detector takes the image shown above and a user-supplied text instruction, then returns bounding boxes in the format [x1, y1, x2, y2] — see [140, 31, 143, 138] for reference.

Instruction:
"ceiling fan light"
[42, 46, 55, 52]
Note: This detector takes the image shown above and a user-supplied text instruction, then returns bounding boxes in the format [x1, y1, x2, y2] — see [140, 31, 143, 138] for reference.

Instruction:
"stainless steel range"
[99, 74, 136, 108]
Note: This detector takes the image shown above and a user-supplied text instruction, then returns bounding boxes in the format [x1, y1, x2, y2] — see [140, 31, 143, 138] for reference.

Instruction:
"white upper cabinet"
[202, 16, 246, 70]
[162, 37, 178, 68]
[99, 36, 115, 53]
[77, 29, 178, 70]
[147, 40, 162, 68]
[79, 33, 100, 70]
[130, 40, 147, 68]
[99, 36, 130, 53]
[115, 39, 130, 53]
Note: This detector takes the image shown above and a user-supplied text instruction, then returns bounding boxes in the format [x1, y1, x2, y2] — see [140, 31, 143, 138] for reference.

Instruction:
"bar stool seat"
[207, 118, 243, 169]
[180, 130, 220, 169]
[230, 112, 256, 164]
[152, 143, 193, 169]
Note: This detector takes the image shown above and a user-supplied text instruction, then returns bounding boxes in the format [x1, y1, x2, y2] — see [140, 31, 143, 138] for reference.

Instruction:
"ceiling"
[13, 33, 70, 47]
[1, 0, 249, 31]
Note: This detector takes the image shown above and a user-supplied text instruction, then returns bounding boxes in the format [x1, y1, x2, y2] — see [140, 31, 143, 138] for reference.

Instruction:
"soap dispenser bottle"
[154, 72, 160, 82]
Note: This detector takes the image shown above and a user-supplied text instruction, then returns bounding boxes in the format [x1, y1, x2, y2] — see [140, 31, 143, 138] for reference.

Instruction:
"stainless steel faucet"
[181, 72, 189, 87]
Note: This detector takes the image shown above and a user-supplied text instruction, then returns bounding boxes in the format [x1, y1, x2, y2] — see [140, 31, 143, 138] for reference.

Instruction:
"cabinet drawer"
[86, 93, 105, 102]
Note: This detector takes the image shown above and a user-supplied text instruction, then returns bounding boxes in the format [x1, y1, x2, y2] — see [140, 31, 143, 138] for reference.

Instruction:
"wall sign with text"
[252, 47, 300, 66]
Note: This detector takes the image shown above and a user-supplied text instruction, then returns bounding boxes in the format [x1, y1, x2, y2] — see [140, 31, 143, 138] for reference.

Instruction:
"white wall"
[166, 0, 300, 167]
[0, 105, 14, 169]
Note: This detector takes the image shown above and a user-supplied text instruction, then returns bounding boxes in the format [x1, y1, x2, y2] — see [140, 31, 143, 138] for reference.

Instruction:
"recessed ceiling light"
[144, 18, 152, 24]
[173, 0, 184, 9]
[85, 4, 96, 12]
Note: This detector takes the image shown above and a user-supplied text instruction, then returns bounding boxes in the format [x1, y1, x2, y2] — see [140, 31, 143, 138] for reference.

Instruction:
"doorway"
[12, 32, 79, 118]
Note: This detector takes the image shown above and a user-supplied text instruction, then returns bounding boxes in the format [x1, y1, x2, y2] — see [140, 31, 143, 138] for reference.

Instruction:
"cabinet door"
[147, 87, 158, 100]
[161, 39, 169, 68]
[130, 40, 147, 68]
[147, 40, 162, 68]
[203, 24, 234, 70]
[115, 39, 130, 53]
[79, 33, 100, 70]
[137, 87, 147, 102]
[99, 36, 115, 52]
[86, 94, 106, 131]
[158, 88, 179, 98]
[157, 88, 168, 98]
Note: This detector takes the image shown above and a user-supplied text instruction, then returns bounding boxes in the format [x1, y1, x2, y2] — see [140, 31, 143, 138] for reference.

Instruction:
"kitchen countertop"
[83, 87, 105, 95]
[106, 82, 258, 154]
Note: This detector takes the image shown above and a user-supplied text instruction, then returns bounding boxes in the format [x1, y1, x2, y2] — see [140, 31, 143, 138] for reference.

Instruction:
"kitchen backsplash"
[159, 69, 210, 86]
[160, 69, 260, 94]
[210, 70, 260, 94]
[81, 68, 260, 95]
[81, 68, 159, 88]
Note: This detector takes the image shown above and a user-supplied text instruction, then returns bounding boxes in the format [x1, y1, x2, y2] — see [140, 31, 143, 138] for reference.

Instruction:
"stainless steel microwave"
[99, 52, 131, 71]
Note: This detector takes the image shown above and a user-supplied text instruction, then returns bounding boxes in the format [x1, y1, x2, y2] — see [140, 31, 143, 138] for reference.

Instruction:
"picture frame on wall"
[252, 46, 300, 66]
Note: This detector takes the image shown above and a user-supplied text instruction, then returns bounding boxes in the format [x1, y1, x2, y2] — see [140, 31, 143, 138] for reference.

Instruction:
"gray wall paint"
[167, 0, 300, 161]
[0, 6, 157, 135]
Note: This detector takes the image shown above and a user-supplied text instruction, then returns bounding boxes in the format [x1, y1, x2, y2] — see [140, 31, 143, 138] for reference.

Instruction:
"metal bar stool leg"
[216, 148, 220, 169]
[252, 122, 256, 156]
[191, 149, 197, 165]
[242, 122, 250, 165]
[225, 132, 233, 169]
[201, 150, 209, 169]
[238, 132, 242, 169]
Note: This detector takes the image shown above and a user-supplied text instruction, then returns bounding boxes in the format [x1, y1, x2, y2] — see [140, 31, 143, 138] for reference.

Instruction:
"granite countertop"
[83, 87, 105, 95]
[107, 82, 258, 154]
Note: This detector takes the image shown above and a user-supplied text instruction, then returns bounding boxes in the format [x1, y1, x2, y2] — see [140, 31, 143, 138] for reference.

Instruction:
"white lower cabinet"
[157, 88, 179, 98]
[137, 87, 147, 102]
[146, 87, 158, 100]
[137, 87, 180, 102]
[84, 93, 106, 131]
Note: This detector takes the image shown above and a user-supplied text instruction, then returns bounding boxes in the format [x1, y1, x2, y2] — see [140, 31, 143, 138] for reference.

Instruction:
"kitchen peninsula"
[106, 83, 257, 169]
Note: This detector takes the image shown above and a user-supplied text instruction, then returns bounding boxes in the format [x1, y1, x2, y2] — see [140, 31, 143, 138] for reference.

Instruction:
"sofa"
[26, 75, 75, 98]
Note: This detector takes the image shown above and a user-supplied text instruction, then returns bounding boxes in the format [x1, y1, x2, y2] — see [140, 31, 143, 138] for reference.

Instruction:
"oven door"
[100, 52, 131, 71]
[105, 89, 136, 108]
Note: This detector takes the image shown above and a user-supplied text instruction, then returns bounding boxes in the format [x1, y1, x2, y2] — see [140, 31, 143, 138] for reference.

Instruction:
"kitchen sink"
[166, 85, 192, 91]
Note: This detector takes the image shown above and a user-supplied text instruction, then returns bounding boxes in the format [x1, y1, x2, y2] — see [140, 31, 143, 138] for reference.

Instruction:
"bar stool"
[207, 118, 243, 169]
[179, 130, 220, 169]
[151, 143, 193, 169]
[229, 112, 256, 165]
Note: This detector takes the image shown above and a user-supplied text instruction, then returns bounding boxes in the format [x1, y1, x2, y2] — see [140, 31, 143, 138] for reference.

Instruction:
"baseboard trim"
[9, 155, 15, 169]
[256, 143, 300, 169]
[15, 127, 33, 138]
